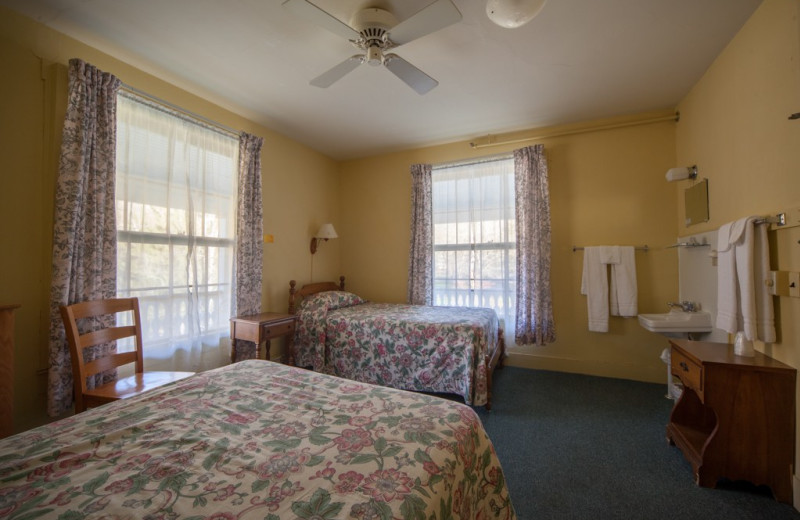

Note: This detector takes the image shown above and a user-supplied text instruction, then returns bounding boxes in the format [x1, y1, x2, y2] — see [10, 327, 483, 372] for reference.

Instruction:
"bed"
[0, 360, 515, 519]
[288, 277, 505, 409]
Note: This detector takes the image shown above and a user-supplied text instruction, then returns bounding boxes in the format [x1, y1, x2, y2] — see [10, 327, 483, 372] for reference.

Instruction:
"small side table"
[230, 312, 296, 363]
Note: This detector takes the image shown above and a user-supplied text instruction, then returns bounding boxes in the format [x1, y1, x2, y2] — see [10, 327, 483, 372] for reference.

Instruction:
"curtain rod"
[470, 112, 680, 150]
[434, 151, 513, 170]
[572, 245, 649, 252]
[119, 84, 241, 139]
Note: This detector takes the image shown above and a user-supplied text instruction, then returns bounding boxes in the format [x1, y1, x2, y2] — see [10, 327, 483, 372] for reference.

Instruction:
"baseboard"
[503, 351, 665, 385]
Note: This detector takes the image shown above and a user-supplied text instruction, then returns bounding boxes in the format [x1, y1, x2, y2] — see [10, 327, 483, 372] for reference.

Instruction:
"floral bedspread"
[0, 360, 515, 520]
[294, 292, 499, 406]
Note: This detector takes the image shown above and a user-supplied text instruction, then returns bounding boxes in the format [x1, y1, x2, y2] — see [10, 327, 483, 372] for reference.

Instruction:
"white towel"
[715, 216, 775, 342]
[610, 246, 638, 317]
[581, 246, 636, 332]
[715, 220, 739, 334]
[736, 219, 757, 340]
[581, 247, 611, 332]
[753, 222, 776, 342]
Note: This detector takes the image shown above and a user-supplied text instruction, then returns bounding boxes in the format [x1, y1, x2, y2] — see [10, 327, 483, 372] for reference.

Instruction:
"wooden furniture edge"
[484, 326, 506, 411]
[0, 304, 20, 438]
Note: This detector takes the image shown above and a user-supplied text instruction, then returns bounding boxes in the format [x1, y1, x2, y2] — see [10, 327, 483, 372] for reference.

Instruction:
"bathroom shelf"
[667, 238, 709, 248]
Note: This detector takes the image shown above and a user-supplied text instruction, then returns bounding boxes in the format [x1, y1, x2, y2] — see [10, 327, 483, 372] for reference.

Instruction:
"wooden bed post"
[288, 280, 297, 315]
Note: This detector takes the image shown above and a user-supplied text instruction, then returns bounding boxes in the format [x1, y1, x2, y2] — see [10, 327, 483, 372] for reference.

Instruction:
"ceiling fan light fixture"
[366, 45, 383, 66]
[486, 0, 547, 29]
[283, 0, 461, 93]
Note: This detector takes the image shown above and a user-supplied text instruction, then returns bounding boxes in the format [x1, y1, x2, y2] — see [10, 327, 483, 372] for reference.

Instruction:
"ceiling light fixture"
[486, 0, 548, 29]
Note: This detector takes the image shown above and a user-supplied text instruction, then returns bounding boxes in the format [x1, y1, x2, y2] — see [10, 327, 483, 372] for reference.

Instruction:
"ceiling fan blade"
[387, 0, 462, 46]
[310, 55, 365, 88]
[383, 54, 438, 95]
[282, 0, 361, 40]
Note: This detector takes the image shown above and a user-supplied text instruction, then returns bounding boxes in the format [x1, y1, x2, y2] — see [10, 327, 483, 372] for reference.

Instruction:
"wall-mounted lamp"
[486, 0, 548, 29]
[310, 223, 338, 254]
[665, 165, 698, 182]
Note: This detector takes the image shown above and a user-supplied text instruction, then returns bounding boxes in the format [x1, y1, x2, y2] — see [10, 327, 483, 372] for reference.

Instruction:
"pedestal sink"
[637, 310, 712, 333]
[639, 309, 713, 400]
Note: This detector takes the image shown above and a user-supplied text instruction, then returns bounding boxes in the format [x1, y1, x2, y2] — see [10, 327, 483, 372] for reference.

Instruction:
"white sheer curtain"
[115, 92, 238, 372]
[432, 157, 517, 335]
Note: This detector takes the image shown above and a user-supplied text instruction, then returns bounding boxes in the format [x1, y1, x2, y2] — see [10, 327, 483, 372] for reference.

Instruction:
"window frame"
[430, 155, 516, 327]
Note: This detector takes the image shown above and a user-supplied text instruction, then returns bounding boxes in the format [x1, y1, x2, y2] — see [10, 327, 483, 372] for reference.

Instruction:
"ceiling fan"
[282, 0, 462, 95]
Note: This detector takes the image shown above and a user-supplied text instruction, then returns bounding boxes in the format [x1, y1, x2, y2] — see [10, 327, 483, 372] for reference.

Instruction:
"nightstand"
[230, 312, 296, 363]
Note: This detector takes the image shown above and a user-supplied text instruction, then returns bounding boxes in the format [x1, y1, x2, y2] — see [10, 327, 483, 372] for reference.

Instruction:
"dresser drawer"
[671, 347, 703, 397]
[261, 319, 295, 339]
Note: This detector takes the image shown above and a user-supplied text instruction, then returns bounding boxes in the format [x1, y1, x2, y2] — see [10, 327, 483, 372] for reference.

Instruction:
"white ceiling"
[2, 0, 762, 160]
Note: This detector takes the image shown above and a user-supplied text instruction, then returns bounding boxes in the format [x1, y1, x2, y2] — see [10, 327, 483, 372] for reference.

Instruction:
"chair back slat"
[80, 325, 137, 348]
[84, 351, 139, 377]
[69, 297, 138, 319]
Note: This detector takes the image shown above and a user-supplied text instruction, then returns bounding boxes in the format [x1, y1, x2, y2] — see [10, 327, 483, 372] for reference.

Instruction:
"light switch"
[770, 271, 800, 298]
[790, 272, 800, 298]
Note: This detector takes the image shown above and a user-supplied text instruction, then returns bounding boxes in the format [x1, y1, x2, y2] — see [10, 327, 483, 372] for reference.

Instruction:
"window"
[115, 92, 238, 371]
[432, 157, 516, 333]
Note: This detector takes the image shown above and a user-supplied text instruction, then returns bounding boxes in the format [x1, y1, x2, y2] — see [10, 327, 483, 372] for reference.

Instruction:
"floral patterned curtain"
[232, 132, 264, 361]
[407, 163, 433, 305]
[514, 144, 556, 345]
[47, 59, 121, 416]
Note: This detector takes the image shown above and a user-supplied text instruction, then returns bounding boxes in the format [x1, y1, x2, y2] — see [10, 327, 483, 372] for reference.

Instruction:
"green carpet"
[475, 367, 800, 520]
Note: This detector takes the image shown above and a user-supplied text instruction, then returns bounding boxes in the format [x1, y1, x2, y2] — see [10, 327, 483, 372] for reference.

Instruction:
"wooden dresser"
[0, 304, 19, 438]
[667, 339, 796, 503]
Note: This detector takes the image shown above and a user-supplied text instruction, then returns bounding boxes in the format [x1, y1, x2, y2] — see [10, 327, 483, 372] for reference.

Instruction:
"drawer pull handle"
[679, 361, 689, 372]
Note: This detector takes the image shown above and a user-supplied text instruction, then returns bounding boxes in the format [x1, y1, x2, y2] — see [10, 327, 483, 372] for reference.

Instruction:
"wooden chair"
[60, 297, 194, 413]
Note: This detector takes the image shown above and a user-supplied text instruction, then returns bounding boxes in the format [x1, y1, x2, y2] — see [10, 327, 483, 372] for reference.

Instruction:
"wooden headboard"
[288, 276, 346, 314]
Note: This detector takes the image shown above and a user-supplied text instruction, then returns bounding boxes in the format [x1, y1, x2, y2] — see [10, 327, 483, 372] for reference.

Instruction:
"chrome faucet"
[667, 301, 698, 312]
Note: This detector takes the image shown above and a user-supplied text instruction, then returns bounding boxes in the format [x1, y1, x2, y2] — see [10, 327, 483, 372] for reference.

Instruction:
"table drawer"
[671, 347, 703, 397]
[261, 320, 295, 339]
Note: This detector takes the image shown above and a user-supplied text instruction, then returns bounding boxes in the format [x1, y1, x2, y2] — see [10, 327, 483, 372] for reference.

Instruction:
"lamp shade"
[486, 0, 547, 29]
[665, 165, 697, 182]
[315, 223, 338, 239]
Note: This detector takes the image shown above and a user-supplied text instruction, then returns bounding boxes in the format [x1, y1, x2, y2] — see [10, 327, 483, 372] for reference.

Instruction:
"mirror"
[684, 179, 709, 226]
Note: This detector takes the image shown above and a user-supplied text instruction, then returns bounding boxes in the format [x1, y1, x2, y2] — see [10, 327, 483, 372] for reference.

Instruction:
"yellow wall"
[340, 113, 680, 384]
[674, 0, 800, 498]
[0, 7, 340, 432]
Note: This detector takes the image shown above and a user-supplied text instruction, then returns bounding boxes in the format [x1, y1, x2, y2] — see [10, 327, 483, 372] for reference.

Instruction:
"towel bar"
[753, 213, 785, 226]
[572, 245, 649, 252]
